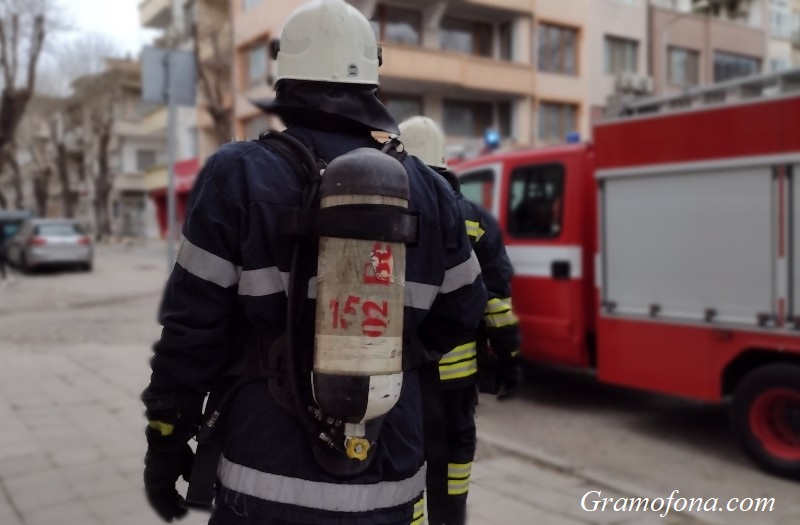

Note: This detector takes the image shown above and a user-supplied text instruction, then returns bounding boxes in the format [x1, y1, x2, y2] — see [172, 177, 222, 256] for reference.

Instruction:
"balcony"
[140, 0, 172, 29]
[380, 44, 535, 97]
[144, 165, 168, 193]
[461, 0, 534, 13]
[142, 107, 168, 135]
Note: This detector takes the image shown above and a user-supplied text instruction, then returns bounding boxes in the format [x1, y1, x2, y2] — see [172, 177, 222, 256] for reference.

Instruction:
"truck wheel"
[731, 364, 800, 480]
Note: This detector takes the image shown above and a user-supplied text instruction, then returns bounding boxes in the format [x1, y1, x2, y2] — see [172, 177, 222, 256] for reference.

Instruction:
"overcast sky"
[59, 0, 156, 56]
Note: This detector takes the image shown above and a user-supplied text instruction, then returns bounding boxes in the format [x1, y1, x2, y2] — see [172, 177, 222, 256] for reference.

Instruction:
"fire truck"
[454, 69, 800, 479]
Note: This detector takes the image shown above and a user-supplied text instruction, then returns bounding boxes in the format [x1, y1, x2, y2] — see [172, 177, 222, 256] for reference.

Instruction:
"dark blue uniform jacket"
[147, 128, 486, 524]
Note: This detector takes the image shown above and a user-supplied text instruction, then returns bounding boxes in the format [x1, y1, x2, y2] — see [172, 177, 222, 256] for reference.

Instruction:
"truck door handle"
[551, 260, 571, 280]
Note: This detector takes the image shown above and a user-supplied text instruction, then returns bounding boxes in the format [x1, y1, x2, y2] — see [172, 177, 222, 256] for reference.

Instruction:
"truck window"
[460, 170, 494, 211]
[508, 164, 564, 238]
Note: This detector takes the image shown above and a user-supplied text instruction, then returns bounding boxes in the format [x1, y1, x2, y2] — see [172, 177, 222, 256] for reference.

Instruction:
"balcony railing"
[461, 0, 533, 13]
[380, 44, 535, 96]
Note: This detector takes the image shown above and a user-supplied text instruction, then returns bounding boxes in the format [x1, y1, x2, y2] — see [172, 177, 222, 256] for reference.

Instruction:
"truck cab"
[455, 145, 596, 369]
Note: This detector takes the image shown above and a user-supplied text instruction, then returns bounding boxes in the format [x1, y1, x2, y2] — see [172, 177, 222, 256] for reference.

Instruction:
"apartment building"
[649, 0, 768, 95]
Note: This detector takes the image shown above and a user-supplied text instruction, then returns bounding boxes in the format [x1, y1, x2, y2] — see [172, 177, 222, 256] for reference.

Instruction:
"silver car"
[6, 219, 93, 272]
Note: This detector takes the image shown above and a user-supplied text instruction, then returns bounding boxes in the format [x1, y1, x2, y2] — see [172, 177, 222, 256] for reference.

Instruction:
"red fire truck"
[454, 69, 800, 479]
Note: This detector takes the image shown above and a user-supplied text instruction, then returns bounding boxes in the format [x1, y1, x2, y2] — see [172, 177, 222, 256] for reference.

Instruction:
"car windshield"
[36, 223, 83, 236]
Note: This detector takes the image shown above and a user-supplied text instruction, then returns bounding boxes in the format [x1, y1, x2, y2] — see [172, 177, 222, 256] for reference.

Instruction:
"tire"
[82, 261, 93, 272]
[731, 363, 800, 480]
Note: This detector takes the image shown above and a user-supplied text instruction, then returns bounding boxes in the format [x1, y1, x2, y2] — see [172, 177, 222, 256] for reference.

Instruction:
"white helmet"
[275, 0, 381, 86]
[399, 116, 447, 169]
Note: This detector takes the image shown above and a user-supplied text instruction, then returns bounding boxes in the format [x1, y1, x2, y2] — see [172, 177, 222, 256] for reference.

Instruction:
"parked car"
[6, 219, 93, 272]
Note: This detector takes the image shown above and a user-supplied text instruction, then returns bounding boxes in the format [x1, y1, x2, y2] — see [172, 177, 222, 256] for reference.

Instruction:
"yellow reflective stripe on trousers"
[148, 420, 174, 436]
[439, 342, 478, 381]
[439, 342, 477, 365]
[484, 310, 519, 328]
[218, 456, 427, 512]
[448, 462, 472, 496]
[485, 297, 513, 314]
[411, 496, 425, 524]
[464, 220, 485, 242]
[439, 358, 478, 381]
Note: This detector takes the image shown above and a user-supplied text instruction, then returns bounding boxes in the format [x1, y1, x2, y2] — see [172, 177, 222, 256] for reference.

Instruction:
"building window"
[770, 0, 793, 38]
[538, 102, 577, 143]
[668, 47, 700, 87]
[242, 0, 261, 11]
[382, 94, 423, 125]
[508, 164, 565, 238]
[537, 24, 578, 75]
[460, 170, 495, 212]
[604, 36, 638, 75]
[244, 115, 269, 139]
[713, 51, 760, 83]
[498, 101, 512, 138]
[371, 5, 421, 46]
[246, 42, 268, 88]
[440, 17, 493, 57]
[443, 99, 493, 138]
[136, 150, 157, 171]
[499, 22, 514, 61]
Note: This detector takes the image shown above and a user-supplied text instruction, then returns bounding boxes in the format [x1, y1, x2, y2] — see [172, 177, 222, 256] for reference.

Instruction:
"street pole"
[165, 53, 177, 271]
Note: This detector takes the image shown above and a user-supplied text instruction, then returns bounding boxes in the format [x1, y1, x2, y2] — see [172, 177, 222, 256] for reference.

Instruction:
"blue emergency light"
[566, 131, 581, 144]
[484, 129, 501, 150]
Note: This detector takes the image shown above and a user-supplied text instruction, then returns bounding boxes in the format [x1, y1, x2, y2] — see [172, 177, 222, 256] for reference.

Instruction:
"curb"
[477, 431, 725, 525]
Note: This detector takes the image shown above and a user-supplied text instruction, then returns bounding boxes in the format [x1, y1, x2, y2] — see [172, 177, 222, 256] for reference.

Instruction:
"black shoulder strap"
[254, 130, 325, 188]
[380, 136, 408, 163]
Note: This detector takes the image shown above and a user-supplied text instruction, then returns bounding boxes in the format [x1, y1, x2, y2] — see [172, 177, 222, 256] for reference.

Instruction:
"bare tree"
[0, 0, 50, 208]
[73, 68, 125, 240]
[193, 0, 233, 146]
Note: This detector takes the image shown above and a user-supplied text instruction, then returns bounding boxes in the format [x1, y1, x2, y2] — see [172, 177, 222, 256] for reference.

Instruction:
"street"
[0, 243, 797, 525]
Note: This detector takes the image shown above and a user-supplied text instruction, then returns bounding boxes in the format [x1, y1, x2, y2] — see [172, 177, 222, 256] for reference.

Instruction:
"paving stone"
[24, 500, 100, 525]
[2, 469, 78, 513]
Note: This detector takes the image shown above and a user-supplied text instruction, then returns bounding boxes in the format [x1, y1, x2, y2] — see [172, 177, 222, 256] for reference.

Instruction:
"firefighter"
[398, 116, 523, 525]
[141, 1, 486, 524]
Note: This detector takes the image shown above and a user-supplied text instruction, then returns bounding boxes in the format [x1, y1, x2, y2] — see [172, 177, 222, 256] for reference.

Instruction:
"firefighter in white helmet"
[400, 116, 523, 525]
[141, 1, 486, 524]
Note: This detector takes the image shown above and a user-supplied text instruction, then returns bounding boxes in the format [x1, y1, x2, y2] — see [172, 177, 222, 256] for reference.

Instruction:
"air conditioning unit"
[615, 72, 654, 95]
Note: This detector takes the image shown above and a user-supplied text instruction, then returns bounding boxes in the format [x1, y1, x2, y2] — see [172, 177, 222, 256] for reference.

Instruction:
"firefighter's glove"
[142, 393, 202, 522]
[144, 429, 193, 522]
[495, 355, 522, 401]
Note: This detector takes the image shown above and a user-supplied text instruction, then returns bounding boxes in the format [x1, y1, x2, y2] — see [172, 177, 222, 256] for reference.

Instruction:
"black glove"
[495, 356, 522, 401]
[144, 433, 194, 522]
[141, 392, 203, 523]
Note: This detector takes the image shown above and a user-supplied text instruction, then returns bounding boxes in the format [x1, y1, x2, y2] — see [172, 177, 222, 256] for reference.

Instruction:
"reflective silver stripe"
[405, 281, 438, 310]
[176, 236, 241, 288]
[440, 251, 481, 294]
[218, 456, 426, 513]
[238, 267, 290, 297]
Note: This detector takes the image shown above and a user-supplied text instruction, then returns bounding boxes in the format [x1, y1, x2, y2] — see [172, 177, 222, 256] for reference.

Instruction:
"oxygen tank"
[313, 148, 408, 460]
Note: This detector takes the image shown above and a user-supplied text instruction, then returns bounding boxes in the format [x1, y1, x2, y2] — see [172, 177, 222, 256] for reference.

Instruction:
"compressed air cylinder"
[313, 148, 408, 441]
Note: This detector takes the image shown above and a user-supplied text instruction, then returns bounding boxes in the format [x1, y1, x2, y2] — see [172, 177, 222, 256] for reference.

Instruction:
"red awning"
[175, 158, 200, 193]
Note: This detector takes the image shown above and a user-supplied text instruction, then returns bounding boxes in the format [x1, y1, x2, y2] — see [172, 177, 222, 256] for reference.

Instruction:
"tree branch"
[0, 18, 12, 87]
[25, 15, 45, 90]
[10, 14, 19, 88]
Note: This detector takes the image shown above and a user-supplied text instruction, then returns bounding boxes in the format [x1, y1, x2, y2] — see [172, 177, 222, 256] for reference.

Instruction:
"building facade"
[649, 0, 769, 96]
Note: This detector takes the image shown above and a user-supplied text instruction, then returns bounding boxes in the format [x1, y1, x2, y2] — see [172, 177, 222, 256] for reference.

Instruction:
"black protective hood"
[252, 80, 399, 135]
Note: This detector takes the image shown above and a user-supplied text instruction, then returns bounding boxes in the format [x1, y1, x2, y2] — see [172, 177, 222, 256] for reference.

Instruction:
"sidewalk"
[0, 345, 710, 525]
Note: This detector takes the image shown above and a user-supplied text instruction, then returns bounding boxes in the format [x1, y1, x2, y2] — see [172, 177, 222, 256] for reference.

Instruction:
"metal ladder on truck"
[612, 67, 800, 118]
